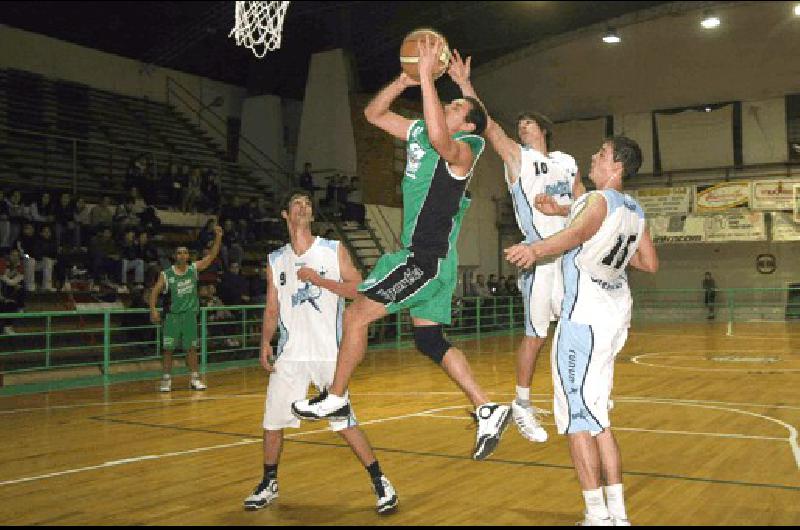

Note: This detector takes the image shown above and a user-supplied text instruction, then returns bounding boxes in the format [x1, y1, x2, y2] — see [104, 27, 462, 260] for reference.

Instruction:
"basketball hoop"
[229, 1, 290, 58]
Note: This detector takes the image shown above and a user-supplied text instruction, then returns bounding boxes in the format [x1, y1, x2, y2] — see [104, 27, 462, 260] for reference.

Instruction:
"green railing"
[1, 289, 798, 393]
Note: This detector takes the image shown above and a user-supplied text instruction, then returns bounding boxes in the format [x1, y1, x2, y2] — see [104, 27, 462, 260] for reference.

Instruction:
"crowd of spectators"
[299, 162, 366, 225]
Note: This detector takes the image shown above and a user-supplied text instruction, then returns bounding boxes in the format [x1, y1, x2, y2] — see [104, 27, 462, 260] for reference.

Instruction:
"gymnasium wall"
[0, 26, 248, 149]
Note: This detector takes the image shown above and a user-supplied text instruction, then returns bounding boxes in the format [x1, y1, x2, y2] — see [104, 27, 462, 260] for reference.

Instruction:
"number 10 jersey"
[561, 190, 645, 329]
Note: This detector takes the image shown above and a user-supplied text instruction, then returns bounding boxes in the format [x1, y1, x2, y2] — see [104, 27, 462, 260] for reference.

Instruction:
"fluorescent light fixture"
[602, 27, 621, 44]
[794, 3, 800, 16]
[701, 12, 720, 29]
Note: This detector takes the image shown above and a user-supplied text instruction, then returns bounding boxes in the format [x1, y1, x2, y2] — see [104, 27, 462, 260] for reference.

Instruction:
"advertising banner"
[695, 182, 750, 213]
[704, 212, 767, 242]
[751, 180, 800, 211]
[632, 187, 693, 217]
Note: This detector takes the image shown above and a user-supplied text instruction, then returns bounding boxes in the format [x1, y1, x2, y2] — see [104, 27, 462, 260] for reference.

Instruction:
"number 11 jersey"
[561, 189, 645, 329]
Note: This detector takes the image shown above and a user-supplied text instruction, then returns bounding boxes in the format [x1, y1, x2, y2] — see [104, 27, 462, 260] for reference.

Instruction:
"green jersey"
[163, 263, 199, 314]
[401, 119, 485, 258]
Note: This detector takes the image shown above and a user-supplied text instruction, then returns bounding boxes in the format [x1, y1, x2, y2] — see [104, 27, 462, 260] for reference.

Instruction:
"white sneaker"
[472, 403, 511, 460]
[159, 377, 172, 392]
[577, 515, 613, 526]
[373, 475, 398, 515]
[612, 518, 631, 526]
[511, 400, 548, 443]
[2, 326, 15, 335]
[291, 389, 351, 421]
[243, 478, 278, 510]
[190, 379, 207, 391]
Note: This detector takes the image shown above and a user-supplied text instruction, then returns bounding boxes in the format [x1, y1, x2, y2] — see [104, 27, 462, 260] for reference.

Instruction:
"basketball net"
[229, 1, 290, 58]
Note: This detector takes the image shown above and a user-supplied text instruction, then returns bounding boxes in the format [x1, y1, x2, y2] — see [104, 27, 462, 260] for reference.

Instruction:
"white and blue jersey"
[552, 190, 646, 436]
[268, 237, 344, 363]
[507, 146, 577, 338]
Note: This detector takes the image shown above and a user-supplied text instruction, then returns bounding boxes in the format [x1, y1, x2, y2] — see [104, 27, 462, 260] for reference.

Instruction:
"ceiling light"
[602, 27, 621, 44]
[794, 3, 800, 16]
[701, 12, 720, 29]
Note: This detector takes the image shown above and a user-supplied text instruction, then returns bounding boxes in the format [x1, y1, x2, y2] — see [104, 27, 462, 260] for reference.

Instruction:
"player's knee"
[413, 325, 451, 364]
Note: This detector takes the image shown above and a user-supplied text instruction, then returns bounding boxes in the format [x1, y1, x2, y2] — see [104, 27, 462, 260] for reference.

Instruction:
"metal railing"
[1, 288, 798, 391]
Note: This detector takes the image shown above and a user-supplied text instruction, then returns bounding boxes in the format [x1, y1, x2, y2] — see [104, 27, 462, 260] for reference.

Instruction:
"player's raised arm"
[505, 193, 607, 269]
[195, 224, 223, 272]
[363, 72, 418, 141]
[296, 244, 362, 300]
[628, 226, 659, 273]
[418, 37, 475, 175]
[448, 49, 521, 182]
[260, 264, 280, 372]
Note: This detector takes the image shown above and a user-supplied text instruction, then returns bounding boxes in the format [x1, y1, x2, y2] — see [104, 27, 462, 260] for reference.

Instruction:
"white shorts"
[519, 258, 563, 338]
[263, 360, 358, 432]
[551, 318, 628, 436]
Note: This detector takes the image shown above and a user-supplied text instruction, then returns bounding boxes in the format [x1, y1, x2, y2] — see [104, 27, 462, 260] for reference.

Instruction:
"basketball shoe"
[577, 515, 613, 526]
[190, 378, 207, 391]
[243, 478, 279, 510]
[291, 389, 351, 421]
[612, 518, 632, 526]
[373, 475, 398, 515]
[511, 400, 548, 443]
[472, 403, 511, 460]
[159, 375, 172, 392]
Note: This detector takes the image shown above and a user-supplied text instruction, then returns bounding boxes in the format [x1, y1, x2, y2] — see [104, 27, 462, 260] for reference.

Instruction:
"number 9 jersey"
[561, 189, 645, 330]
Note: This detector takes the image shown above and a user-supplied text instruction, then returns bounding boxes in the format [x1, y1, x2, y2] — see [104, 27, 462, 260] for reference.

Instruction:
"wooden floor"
[1, 322, 799, 525]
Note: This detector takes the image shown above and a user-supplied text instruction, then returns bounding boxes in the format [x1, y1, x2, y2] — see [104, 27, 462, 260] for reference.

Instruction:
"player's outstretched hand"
[448, 49, 471, 86]
[417, 34, 443, 81]
[260, 345, 276, 373]
[297, 267, 321, 286]
[504, 243, 538, 269]
[534, 193, 562, 216]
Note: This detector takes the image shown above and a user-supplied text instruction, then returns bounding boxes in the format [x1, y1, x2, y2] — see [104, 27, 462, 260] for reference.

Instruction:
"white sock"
[162, 373, 171, 380]
[583, 488, 610, 520]
[604, 484, 627, 520]
[515, 386, 531, 406]
[191, 372, 200, 380]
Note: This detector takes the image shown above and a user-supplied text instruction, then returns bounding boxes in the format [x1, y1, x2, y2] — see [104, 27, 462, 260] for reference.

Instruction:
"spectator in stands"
[299, 162, 314, 194]
[53, 192, 77, 250]
[197, 219, 217, 251]
[251, 198, 272, 241]
[120, 229, 144, 287]
[220, 261, 250, 306]
[136, 231, 162, 281]
[90, 227, 121, 287]
[19, 224, 58, 292]
[6, 190, 27, 249]
[0, 248, 25, 335]
[344, 176, 366, 225]
[0, 190, 10, 251]
[237, 198, 253, 243]
[221, 218, 244, 269]
[181, 167, 203, 213]
[505, 274, 520, 296]
[201, 169, 222, 214]
[89, 196, 114, 233]
[114, 196, 140, 235]
[320, 174, 337, 215]
[487, 274, 500, 296]
[126, 154, 148, 191]
[29, 192, 55, 229]
[139, 206, 162, 235]
[336, 175, 350, 218]
[473, 274, 490, 298]
[250, 261, 268, 305]
[73, 197, 92, 248]
[128, 187, 147, 216]
[703, 272, 717, 320]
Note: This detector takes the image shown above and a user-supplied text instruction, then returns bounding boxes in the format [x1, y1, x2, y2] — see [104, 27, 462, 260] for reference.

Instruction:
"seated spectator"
[472, 274, 490, 298]
[181, 167, 203, 213]
[89, 227, 121, 285]
[250, 262, 268, 304]
[139, 206, 163, 235]
[126, 154, 148, 191]
[0, 190, 10, 251]
[0, 248, 25, 335]
[335, 175, 349, 218]
[197, 218, 217, 251]
[89, 196, 114, 233]
[127, 187, 147, 216]
[53, 192, 77, 249]
[20, 224, 58, 292]
[200, 169, 221, 214]
[505, 274, 520, 296]
[135, 231, 163, 281]
[320, 175, 338, 214]
[496, 275, 509, 297]
[119, 229, 144, 287]
[29, 192, 55, 229]
[221, 219, 244, 269]
[73, 197, 93, 248]
[299, 162, 314, 194]
[220, 262, 250, 306]
[487, 274, 500, 296]
[6, 190, 27, 249]
[114, 197, 140, 235]
[344, 176, 366, 225]
[251, 198, 272, 241]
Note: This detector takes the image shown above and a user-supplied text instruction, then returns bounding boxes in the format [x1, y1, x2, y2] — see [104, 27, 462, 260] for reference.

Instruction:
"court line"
[0, 394, 264, 415]
[630, 352, 800, 373]
[627, 331, 798, 341]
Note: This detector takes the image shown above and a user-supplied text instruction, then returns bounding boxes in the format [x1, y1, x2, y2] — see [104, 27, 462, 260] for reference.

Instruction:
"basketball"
[399, 28, 452, 82]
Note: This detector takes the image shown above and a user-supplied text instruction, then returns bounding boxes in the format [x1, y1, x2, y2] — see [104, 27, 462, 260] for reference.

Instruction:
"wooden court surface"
[1, 322, 799, 525]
